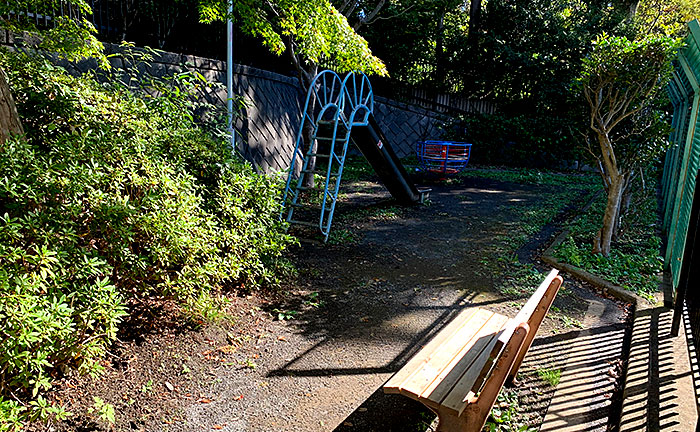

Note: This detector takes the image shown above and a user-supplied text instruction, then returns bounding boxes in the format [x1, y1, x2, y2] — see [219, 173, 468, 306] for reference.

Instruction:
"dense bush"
[442, 112, 586, 168]
[0, 51, 292, 427]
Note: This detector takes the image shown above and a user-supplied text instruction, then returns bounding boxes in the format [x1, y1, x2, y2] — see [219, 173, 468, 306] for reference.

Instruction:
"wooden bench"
[383, 269, 563, 432]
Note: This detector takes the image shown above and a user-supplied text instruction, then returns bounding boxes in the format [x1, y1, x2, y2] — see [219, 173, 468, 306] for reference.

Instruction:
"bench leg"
[427, 325, 530, 432]
[434, 404, 487, 432]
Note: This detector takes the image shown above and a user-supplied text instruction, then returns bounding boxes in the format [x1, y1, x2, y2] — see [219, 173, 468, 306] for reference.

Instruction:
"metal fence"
[9, 0, 122, 37]
[665, 20, 700, 347]
[372, 80, 497, 116]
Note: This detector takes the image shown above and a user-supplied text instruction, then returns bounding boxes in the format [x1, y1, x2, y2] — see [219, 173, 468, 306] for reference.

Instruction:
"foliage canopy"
[0, 0, 105, 66]
[199, 0, 387, 76]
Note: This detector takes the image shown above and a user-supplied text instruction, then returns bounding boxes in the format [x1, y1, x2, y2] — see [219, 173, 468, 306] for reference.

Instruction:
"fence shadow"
[620, 306, 697, 432]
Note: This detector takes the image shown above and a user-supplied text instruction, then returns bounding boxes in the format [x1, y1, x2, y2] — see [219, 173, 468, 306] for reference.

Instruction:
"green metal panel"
[663, 19, 700, 292]
[664, 96, 692, 233]
[664, 72, 693, 234]
[664, 76, 683, 206]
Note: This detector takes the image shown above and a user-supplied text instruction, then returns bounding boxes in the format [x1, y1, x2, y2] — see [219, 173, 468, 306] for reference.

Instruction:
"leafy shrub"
[0, 50, 293, 427]
[443, 112, 585, 168]
[554, 182, 663, 299]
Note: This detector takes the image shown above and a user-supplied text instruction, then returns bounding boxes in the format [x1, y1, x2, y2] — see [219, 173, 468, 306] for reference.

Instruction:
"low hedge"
[0, 51, 293, 428]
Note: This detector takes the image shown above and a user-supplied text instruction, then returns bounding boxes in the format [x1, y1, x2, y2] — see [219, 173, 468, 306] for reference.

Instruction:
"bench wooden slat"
[439, 321, 519, 416]
[383, 270, 562, 432]
[385, 308, 492, 396]
[419, 314, 508, 410]
[384, 307, 482, 395]
[398, 310, 506, 399]
[470, 269, 562, 394]
[509, 269, 561, 333]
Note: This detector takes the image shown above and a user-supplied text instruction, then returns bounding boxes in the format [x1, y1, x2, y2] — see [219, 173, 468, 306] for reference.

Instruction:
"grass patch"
[553, 182, 663, 301]
[537, 367, 562, 387]
[327, 228, 359, 245]
[485, 389, 538, 432]
[336, 156, 377, 182]
[465, 167, 599, 300]
[462, 166, 600, 190]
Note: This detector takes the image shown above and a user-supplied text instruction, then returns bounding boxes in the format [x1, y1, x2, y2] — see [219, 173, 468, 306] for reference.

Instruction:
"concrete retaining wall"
[5, 32, 450, 173]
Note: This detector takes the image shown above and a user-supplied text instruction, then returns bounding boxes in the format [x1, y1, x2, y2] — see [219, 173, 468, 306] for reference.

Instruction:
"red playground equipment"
[416, 140, 472, 175]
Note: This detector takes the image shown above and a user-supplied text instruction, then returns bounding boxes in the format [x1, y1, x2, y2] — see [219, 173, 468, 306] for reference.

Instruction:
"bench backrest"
[471, 269, 563, 394]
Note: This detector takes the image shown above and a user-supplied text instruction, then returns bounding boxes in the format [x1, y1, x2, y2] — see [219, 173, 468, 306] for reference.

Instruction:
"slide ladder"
[281, 71, 416, 242]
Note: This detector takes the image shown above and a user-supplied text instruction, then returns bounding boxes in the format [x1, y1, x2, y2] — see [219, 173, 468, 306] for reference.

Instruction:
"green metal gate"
[663, 19, 700, 298]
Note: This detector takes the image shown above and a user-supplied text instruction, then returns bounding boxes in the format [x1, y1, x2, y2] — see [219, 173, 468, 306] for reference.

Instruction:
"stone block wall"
[231, 65, 302, 173]
[101, 43, 304, 174]
[8, 34, 451, 173]
[374, 96, 447, 158]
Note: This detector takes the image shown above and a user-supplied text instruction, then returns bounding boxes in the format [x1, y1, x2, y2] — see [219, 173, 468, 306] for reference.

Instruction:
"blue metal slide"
[281, 71, 428, 242]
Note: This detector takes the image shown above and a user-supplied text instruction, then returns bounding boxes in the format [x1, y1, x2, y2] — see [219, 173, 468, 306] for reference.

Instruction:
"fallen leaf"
[277, 336, 287, 341]
[212, 426, 223, 430]
[199, 398, 212, 404]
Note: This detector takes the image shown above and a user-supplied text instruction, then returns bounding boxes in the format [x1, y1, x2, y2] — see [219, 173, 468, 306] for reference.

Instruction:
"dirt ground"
[35, 170, 629, 432]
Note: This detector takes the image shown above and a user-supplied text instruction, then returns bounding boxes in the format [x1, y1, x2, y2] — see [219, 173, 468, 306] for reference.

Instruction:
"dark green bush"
[0, 51, 292, 427]
[443, 111, 585, 168]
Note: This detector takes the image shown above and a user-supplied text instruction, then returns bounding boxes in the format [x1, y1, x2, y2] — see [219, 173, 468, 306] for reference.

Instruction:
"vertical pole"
[226, 0, 235, 149]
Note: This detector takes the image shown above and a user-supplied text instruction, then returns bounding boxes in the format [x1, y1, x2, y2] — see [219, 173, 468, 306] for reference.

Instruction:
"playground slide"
[350, 113, 427, 205]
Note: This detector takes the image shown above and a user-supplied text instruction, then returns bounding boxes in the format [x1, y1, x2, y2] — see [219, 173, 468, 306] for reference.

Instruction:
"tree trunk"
[301, 102, 317, 188]
[0, 65, 24, 145]
[435, 9, 447, 88]
[613, 174, 634, 240]
[594, 173, 624, 256]
[468, 0, 482, 53]
[627, 0, 640, 20]
[299, 64, 318, 188]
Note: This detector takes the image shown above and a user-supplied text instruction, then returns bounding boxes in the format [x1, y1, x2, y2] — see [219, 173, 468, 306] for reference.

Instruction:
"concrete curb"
[541, 246, 646, 306]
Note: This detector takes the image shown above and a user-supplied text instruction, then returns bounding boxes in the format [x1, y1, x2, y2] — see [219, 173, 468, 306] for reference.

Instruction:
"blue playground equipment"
[281, 71, 428, 242]
[416, 140, 472, 176]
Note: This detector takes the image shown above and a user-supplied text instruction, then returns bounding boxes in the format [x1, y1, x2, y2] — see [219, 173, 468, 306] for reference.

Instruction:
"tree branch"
[354, 0, 386, 30]
[367, 3, 416, 24]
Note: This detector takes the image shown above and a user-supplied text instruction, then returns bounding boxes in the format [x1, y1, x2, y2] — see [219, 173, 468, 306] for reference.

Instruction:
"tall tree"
[467, 0, 482, 52]
[199, 0, 387, 89]
[635, 0, 700, 36]
[579, 34, 679, 255]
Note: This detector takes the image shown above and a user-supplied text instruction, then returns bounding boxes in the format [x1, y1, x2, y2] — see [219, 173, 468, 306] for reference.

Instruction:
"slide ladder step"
[288, 220, 323, 228]
[294, 185, 326, 192]
[289, 202, 332, 211]
[302, 168, 341, 176]
[316, 136, 348, 142]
